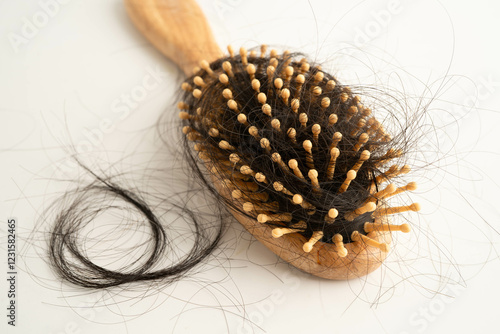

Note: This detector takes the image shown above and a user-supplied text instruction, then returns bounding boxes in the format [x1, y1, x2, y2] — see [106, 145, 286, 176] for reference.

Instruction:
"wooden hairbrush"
[124, 0, 420, 280]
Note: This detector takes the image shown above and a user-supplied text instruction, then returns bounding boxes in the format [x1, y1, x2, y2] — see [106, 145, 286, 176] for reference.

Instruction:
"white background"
[1, 0, 500, 333]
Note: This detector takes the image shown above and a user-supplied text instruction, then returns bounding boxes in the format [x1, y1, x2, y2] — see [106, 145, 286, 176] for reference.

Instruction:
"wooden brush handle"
[124, 0, 223, 75]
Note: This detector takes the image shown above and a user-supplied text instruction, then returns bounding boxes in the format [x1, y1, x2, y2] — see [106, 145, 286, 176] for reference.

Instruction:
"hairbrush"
[124, 0, 420, 280]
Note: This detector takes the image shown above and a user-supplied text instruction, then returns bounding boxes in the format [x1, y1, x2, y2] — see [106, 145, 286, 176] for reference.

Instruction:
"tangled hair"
[179, 50, 414, 246]
[48, 165, 225, 288]
[47, 47, 419, 288]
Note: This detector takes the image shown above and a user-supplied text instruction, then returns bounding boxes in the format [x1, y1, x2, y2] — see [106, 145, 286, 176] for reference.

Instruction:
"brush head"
[179, 46, 418, 279]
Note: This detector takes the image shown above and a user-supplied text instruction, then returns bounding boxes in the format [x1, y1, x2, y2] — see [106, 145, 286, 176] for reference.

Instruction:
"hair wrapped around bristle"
[179, 45, 419, 256]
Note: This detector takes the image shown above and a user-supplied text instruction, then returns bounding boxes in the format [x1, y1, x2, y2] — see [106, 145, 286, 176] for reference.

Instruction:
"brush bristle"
[179, 45, 419, 256]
